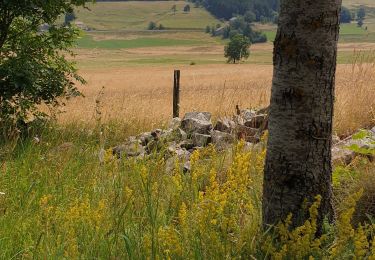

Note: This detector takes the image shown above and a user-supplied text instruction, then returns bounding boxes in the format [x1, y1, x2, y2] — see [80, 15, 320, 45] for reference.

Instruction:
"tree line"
[189, 0, 279, 21]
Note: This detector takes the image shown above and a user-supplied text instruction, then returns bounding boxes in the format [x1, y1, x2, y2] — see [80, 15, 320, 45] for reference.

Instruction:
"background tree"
[184, 4, 191, 13]
[263, 0, 341, 230]
[357, 6, 366, 20]
[340, 6, 352, 23]
[64, 11, 76, 25]
[148, 21, 157, 30]
[0, 0, 89, 138]
[224, 34, 251, 63]
[357, 7, 366, 27]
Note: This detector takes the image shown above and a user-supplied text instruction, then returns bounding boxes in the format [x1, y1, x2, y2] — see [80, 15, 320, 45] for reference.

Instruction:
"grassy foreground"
[0, 123, 375, 259]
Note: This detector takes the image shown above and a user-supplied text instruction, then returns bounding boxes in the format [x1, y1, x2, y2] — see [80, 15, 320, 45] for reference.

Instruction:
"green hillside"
[74, 1, 221, 31]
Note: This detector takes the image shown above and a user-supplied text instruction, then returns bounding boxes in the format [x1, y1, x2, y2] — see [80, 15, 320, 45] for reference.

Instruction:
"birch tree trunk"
[263, 0, 342, 229]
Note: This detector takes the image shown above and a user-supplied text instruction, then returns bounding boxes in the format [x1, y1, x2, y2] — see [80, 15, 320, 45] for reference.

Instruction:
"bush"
[340, 6, 352, 23]
[183, 4, 191, 12]
[205, 25, 211, 33]
[0, 0, 87, 140]
[148, 21, 157, 30]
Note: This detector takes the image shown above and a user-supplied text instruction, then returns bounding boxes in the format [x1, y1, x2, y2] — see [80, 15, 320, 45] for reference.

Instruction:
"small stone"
[180, 140, 195, 150]
[244, 114, 267, 129]
[214, 117, 236, 133]
[181, 112, 212, 135]
[183, 161, 191, 172]
[211, 130, 235, 150]
[192, 133, 211, 147]
[175, 148, 191, 160]
[236, 125, 259, 142]
[151, 129, 163, 140]
[139, 132, 153, 146]
[332, 130, 375, 165]
[169, 117, 182, 130]
[332, 146, 355, 165]
[175, 128, 188, 141]
[113, 140, 145, 158]
[241, 109, 257, 122]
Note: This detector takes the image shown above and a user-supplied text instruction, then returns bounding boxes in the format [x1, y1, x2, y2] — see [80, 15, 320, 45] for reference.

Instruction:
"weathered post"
[173, 70, 180, 118]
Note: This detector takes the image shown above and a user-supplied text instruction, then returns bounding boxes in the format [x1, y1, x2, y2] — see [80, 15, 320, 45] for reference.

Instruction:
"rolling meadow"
[1, 1, 375, 258]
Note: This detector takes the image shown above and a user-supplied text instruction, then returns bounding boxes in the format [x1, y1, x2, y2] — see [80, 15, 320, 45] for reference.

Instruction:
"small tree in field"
[184, 4, 191, 13]
[224, 34, 251, 63]
[64, 11, 76, 25]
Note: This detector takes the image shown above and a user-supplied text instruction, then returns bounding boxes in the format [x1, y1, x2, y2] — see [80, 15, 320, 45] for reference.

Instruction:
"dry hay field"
[60, 48, 375, 137]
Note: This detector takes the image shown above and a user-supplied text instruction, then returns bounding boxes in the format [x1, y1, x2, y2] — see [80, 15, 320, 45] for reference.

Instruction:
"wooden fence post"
[173, 70, 180, 118]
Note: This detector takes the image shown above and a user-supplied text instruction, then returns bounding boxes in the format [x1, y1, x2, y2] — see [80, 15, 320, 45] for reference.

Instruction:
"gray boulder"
[181, 112, 212, 135]
[180, 140, 195, 150]
[113, 139, 145, 158]
[192, 133, 211, 147]
[241, 109, 257, 122]
[214, 117, 236, 133]
[139, 132, 153, 146]
[160, 128, 188, 142]
[236, 125, 259, 143]
[332, 130, 375, 165]
[169, 117, 182, 130]
[211, 130, 235, 150]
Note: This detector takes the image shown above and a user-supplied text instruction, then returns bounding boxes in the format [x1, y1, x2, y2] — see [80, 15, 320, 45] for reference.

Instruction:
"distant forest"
[190, 0, 280, 21]
[96, 0, 280, 21]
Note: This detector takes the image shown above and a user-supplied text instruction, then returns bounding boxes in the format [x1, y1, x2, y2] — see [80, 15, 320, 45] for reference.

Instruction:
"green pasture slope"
[74, 1, 221, 31]
[76, 34, 206, 49]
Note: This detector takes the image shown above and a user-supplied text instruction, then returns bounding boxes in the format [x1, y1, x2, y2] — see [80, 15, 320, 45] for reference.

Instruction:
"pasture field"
[73, 42, 375, 68]
[61, 52, 375, 136]
[343, 0, 375, 8]
[65, 0, 375, 137]
[73, 1, 221, 30]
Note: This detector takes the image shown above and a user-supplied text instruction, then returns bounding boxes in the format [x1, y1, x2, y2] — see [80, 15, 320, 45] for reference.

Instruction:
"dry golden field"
[60, 47, 375, 137]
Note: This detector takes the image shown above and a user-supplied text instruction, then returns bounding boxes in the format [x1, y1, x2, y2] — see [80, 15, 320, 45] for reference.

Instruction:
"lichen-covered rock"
[151, 129, 163, 141]
[139, 132, 153, 146]
[179, 140, 195, 150]
[214, 117, 236, 133]
[113, 139, 145, 158]
[169, 117, 182, 130]
[332, 146, 355, 165]
[211, 130, 235, 150]
[332, 130, 375, 165]
[192, 133, 211, 147]
[236, 125, 259, 143]
[241, 109, 257, 122]
[181, 112, 212, 135]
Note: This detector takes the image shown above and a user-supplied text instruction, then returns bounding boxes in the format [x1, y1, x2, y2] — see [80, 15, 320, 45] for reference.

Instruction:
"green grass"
[74, 1, 221, 31]
[1, 122, 375, 258]
[76, 34, 205, 49]
[262, 23, 375, 43]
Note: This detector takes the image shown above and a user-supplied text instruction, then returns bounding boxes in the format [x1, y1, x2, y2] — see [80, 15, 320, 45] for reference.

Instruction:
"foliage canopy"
[0, 0, 89, 138]
[224, 34, 251, 64]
